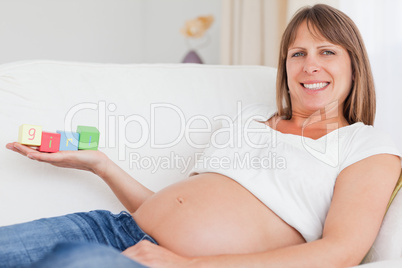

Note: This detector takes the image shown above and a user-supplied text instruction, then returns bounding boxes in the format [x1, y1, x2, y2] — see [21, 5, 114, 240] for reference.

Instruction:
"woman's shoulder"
[339, 123, 401, 171]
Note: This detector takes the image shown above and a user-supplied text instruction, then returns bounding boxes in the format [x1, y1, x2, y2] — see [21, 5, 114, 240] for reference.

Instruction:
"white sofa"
[0, 60, 400, 267]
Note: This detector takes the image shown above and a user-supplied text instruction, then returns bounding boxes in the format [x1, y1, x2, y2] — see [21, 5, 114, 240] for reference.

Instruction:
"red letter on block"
[39, 132, 61, 153]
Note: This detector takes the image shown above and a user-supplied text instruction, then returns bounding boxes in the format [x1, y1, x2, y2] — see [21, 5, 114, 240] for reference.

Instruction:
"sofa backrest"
[0, 61, 277, 225]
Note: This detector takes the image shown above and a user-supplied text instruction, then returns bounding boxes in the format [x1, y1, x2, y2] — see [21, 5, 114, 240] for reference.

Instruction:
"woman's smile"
[300, 81, 330, 94]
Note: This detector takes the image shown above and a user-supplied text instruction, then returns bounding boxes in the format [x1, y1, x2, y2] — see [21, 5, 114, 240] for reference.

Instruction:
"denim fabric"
[29, 242, 147, 268]
[0, 210, 157, 268]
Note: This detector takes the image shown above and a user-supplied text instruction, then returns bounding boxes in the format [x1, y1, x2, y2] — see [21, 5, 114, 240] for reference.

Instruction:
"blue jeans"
[0, 210, 157, 268]
[29, 242, 147, 268]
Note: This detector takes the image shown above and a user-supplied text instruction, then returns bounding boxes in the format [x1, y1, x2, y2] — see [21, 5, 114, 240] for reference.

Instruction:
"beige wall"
[0, 0, 221, 64]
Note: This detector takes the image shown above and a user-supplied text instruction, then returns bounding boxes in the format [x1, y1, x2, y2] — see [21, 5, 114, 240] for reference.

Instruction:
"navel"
[176, 197, 185, 204]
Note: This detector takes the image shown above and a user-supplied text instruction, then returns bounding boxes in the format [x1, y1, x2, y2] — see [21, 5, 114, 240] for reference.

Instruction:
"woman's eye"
[292, 52, 304, 57]
[323, 50, 335, 55]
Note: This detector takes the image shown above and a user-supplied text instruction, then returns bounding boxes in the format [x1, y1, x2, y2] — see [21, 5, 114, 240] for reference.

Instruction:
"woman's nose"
[303, 56, 320, 74]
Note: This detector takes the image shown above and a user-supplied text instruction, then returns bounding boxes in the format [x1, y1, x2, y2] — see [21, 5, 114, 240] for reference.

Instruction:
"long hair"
[276, 4, 375, 125]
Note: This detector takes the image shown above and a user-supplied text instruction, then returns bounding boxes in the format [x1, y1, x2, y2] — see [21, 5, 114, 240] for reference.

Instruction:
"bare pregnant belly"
[132, 173, 305, 257]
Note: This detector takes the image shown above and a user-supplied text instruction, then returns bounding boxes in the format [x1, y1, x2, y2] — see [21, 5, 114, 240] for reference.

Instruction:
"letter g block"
[18, 124, 42, 146]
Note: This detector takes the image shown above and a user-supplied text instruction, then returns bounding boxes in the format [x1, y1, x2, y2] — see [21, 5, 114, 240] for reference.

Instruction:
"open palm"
[6, 142, 108, 176]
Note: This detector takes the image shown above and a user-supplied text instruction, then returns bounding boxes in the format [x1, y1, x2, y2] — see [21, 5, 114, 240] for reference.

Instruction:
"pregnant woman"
[2, 4, 401, 268]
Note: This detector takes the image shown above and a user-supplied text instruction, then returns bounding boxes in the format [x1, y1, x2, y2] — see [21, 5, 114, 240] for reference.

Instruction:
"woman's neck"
[290, 108, 349, 130]
[289, 101, 349, 129]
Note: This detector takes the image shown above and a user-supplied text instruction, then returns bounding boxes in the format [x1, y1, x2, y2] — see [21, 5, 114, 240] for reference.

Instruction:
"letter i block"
[18, 124, 42, 146]
[57, 131, 80, 151]
[39, 132, 61, 153]
[77, 126, 100, 150]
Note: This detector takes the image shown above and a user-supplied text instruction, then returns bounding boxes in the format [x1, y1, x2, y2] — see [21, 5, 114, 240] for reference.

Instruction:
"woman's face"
[286, 21, 353, 116]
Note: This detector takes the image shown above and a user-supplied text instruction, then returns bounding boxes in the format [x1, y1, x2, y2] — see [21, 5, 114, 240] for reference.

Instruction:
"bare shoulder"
[265, 115, 278, 128]
[265, 114, 289, 131]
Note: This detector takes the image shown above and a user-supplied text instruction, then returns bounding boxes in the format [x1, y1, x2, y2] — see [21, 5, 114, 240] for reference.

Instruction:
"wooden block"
[77, 126, 99, 150]
[18, 124, 42, 146]
[38, 132, 61, 153]
[57, 131, 80, 151]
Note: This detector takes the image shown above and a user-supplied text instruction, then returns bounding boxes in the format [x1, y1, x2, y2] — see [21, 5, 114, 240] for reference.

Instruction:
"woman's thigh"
[0, 210, 154, 268]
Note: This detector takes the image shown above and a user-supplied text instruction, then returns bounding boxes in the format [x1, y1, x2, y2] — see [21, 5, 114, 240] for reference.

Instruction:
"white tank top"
[190, 104, 401, 242]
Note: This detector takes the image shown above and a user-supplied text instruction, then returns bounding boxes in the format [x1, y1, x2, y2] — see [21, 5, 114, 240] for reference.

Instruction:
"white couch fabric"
[0, 60, 400, 267]
[0, 61, 276, 226]
[361, 190, 402, 264]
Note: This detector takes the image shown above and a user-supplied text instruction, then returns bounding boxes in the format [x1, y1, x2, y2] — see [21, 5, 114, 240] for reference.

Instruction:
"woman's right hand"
[6, 142, 109, 176]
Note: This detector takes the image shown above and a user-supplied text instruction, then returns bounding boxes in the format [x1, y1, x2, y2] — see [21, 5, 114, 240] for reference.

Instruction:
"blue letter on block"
[57, 131, 80, 151]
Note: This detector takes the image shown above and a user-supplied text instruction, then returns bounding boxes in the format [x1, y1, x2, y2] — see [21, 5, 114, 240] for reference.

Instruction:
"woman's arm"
[6, 142, 154, 213]
[96, 154, 154, 213]
[122, 153, 401, 268]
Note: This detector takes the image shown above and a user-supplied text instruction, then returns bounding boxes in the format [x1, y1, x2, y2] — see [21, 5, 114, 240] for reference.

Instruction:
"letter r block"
[39, 132, 61, 153]
[57, 131, 80, 151]
[18, 124, 42, 146]
[77, 126, 99, 150]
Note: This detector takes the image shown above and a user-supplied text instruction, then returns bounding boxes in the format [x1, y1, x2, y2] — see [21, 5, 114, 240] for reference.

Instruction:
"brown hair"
[276, 4, 375, 125]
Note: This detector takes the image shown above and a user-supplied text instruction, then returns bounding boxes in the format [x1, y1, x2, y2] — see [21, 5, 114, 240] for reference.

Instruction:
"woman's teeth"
[303, 82, 329, 90]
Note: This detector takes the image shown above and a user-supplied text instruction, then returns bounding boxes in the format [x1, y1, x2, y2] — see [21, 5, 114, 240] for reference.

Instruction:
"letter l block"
[77, 126, 99, 150]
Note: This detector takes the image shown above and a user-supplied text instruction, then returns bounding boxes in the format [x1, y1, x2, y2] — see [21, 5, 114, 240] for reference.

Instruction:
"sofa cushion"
[362, 170, 402, 263]
[0, 61, 277, 225]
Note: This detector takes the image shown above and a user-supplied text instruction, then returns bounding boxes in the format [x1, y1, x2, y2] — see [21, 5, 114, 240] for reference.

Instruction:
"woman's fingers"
[26, 151, 56, 162]
[7, 142, 67, 163]
[6, 142, 38, 156]
[6, 142, 105, 174]
[5, 143, 18, 152]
